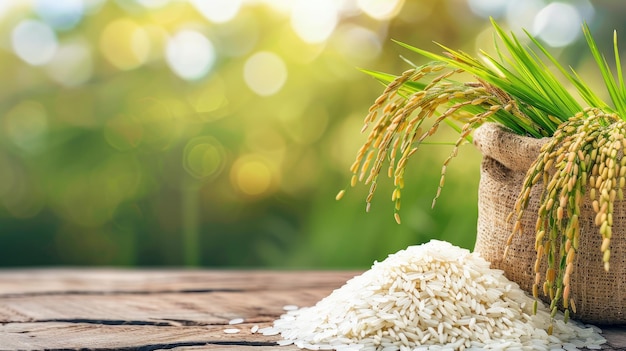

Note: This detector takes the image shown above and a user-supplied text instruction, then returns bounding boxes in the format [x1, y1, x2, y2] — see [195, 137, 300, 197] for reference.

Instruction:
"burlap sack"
[473, 122, 626, 324]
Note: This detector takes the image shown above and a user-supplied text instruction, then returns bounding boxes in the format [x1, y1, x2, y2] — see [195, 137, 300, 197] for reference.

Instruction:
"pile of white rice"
[263, 240, 606, 351]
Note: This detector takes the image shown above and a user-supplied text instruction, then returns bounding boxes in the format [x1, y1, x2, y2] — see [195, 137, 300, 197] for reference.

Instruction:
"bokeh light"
[356, 0, 404, 21]
[505, 0, 545, 34]
[99, 19, 150, 70]
[45, 41, 93, 87]
[34, 0, 85, 31]
[331, 24, 382, 63]
[466, 0, 509, 18]
[533, 2, 582, 47]
[243, 51, 288, 96]
[466, 0, 595, 47]
[231, 155, 275, 197]
[166, 29, 216, 81]
[11, 19, 58, 66]
[190, 0, 242, 23]
[290, 0, 339, 44]
[183, 136, 225, 179]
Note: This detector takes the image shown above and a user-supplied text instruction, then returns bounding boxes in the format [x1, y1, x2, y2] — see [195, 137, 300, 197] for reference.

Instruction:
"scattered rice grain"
[223, 328, 240, 334]
[260, 327, 280, 336]
[229, 318, 244, 325]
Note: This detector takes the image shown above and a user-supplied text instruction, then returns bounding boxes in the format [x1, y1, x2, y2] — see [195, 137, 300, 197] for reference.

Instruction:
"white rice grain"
[229, 317, 244, 325]
[271, 240, 606, 351]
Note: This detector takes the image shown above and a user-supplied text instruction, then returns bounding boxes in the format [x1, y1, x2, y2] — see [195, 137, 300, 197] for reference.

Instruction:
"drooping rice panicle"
[350, 59, 522, 219]
[354, 60, 530, 220]
[510, 108, 626, 324]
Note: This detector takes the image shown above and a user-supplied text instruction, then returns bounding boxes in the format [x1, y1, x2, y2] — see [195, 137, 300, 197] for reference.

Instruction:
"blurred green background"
[0, 0, 622, 267]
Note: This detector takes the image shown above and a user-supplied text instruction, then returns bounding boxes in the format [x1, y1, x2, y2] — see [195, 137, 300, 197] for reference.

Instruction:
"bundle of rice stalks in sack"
[338, 19, 626, 323]
[474, 121, 626, 324]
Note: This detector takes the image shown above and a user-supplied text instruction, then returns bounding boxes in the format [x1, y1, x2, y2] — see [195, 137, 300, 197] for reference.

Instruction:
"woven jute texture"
[473, 123, 626, 324]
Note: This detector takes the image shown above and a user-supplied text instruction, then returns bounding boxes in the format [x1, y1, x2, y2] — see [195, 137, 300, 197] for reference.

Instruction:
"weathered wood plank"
[0, 290, 330, 324]
[602, 328, 626, 350]
[0, 269, 358, 295]
[4, 322, 623, 351]
[0, 322, 289, 350]
[0, 270, 357, 351]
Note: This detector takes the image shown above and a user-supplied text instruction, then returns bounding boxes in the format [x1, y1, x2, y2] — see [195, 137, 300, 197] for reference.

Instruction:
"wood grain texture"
[0, 269, 624, 351]
[0, 270, 356, 351]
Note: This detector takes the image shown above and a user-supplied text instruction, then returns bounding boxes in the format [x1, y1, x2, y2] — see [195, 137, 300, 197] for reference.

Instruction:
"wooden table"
[1, 269, 625, 351]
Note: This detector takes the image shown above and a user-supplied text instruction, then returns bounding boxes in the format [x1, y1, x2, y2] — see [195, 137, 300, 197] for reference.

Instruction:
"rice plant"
[340, 19, 626, 322]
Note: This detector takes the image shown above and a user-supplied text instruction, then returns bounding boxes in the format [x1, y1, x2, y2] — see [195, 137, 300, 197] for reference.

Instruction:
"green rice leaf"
[489, 20, 581, 117]
[583, 23, 626, 117]
[614, 30, 625, 97]
[522, 28, 612, 113]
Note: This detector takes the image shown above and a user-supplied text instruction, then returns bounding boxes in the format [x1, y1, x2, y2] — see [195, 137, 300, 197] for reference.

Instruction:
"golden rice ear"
[511, 110, 625, 322]
[347, 62, 512, 219]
